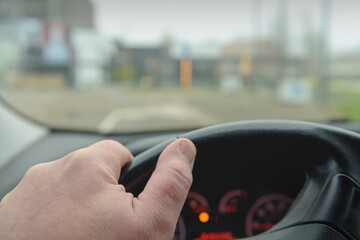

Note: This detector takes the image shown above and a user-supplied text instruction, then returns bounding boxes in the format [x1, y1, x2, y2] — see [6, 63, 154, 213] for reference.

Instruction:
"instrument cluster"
[174, 189, 294, 240]
[170, 139, 306, 240]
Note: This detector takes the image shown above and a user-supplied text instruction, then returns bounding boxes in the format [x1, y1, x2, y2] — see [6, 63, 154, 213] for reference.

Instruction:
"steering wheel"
[120, 120, 360, 240]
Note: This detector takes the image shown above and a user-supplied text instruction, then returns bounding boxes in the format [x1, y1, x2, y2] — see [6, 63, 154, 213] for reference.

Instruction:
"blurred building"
[112, 42, 222, 88]
[114, 44, 177, 88]
[192, 58, 220, 87]
[71, 29, 116, 89]
[184, 44, 221, 87]
[0, 0, 94, 28]
[169, 43, 222, 88]
[0, 25, 20, 78]
[330, 52, 360, 80]
[222, 40, 304, 89]
[0, 0, 94, 87]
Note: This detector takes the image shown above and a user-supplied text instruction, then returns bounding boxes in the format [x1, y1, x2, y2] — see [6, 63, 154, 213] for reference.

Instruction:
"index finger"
[70, 140, 133, 183]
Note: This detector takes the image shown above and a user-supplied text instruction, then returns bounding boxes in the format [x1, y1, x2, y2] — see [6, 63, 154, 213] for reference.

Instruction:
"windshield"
[0, 0, 359, 133]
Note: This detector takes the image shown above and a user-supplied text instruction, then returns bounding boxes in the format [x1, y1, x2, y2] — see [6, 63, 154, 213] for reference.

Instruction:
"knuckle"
[1, 192, 13, 204]
[99, 139, 122, 147]
[117, 184, 127, 192]
[25, 163, 50, 177]
[67, 148, 93, 167]
[98, 140, 133, 158]
[99, 140, 124, 151]
[71, 148, 90, 160]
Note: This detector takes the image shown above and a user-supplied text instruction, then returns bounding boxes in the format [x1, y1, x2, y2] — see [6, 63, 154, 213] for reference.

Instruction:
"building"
[0, 0, 94, 28]
[222, 40, 304, 89]
[113, 43, 221, 88]
[114, 44, 177, 87]
[71, 29, 116, 88]
[330, 52, 360, 80]
[0, 0, 95, 87]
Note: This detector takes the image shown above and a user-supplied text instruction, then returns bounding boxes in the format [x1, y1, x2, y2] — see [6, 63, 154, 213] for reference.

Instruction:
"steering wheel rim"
[120, 120, 360, 240]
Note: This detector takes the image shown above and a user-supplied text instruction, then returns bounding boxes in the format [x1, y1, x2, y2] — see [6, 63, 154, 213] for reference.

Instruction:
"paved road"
[0, 86, 342, 134]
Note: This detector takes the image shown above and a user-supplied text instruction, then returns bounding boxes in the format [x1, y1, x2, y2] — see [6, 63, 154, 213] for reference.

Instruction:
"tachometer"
[245, 193, 293, 237]
[218, 189, 248, 214]
[187, 191, 210, 214]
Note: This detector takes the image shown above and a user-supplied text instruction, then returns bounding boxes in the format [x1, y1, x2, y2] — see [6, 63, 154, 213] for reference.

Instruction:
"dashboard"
[177, 191, 293, 240]
[2, 121, 360, 240]
[173, 147, 305, 240]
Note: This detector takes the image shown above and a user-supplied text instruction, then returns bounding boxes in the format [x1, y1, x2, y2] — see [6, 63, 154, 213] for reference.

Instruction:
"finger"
[71, 140, 133, 182]
[137, 138, 196, 220]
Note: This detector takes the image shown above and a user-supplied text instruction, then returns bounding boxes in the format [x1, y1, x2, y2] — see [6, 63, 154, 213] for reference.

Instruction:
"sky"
[92, 0, 360, 53]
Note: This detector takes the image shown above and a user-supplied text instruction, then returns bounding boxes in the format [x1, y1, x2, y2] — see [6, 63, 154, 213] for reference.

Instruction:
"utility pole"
[252, 0, 261, 40]
[277, 0, 288, 82]
[249, 0, 262, 89]
[251, 0, 261, 54]
[319, 0, 332, 100]
[277, 0, 288, 55]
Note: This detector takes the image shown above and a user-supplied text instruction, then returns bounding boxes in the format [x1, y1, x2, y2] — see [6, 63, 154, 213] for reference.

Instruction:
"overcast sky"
[92, 0, 360, 53]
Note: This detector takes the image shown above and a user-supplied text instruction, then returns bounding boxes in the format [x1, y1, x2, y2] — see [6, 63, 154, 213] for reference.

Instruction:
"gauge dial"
[218, 189, 248, 214]
[187, 191, 210, 214]
[177, 191, 211, 240]
[173, 216, 186, 240]
[245, 193, 293, 237]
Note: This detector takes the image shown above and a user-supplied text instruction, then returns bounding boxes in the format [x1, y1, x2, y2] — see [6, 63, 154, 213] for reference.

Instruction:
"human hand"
[0, 138, 196, 240]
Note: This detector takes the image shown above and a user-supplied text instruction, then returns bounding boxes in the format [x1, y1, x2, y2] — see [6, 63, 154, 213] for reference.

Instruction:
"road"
[0, 86, 343, 134]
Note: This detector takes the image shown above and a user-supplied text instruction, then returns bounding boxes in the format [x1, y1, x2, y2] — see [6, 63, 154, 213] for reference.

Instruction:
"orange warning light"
[199, 212, 210, 223]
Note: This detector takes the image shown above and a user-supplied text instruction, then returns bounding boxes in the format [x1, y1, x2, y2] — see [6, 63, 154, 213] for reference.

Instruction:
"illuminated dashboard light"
[199, 212, 210, 223]
[194, 232, 235, 240]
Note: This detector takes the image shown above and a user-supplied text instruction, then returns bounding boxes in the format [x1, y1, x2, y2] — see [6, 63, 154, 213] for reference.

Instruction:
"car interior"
[1, 103, 360, 239]
[1, 0, 360, 240]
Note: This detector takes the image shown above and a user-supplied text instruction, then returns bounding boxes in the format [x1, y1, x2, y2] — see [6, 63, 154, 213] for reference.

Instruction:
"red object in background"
[42, 22, 70, 46]
[41, 22, 71, 65]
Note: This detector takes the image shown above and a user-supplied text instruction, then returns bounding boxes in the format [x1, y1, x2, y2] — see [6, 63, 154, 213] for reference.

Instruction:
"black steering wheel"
[120, 120, 360, 240]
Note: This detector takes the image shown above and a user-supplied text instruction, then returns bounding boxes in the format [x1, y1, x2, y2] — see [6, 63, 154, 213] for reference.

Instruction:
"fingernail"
[179, 139, 197, 164]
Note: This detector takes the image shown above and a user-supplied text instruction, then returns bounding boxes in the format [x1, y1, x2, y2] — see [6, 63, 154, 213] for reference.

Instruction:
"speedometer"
[218, 189, 248, 214]
[245, 193, 293, 237]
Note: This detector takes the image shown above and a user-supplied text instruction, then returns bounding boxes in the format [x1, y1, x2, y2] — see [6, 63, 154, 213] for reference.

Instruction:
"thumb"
[137, 138, 196, 222]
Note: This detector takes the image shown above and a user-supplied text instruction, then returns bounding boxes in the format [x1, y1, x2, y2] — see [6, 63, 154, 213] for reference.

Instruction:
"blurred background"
[0, 0, 359, 133]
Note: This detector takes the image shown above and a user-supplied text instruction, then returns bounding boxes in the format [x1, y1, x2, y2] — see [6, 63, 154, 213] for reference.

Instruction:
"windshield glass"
[0, 0, 359, 133]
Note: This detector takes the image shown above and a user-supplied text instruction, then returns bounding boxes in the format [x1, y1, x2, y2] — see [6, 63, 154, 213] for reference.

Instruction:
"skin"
[0, 138, 196, 240]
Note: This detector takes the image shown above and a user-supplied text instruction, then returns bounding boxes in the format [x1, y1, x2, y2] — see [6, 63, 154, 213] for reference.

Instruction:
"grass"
[337, 93, 360, 121]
